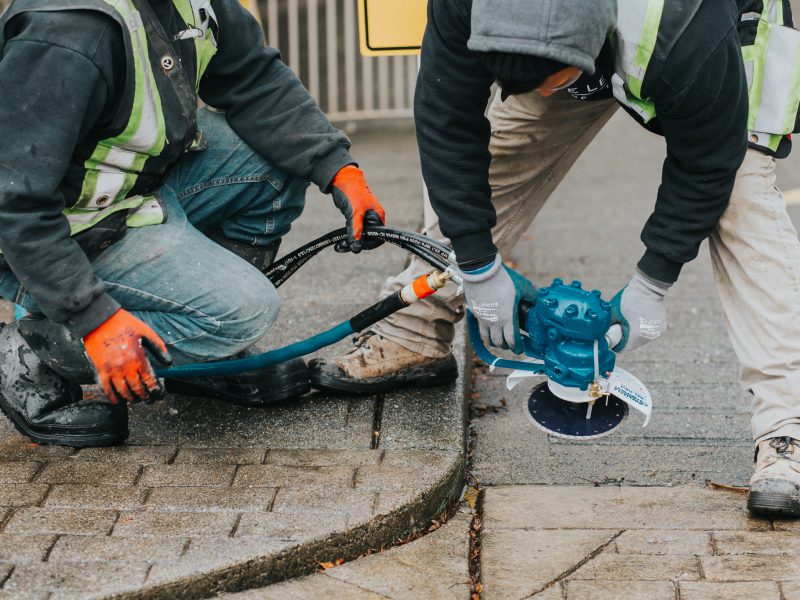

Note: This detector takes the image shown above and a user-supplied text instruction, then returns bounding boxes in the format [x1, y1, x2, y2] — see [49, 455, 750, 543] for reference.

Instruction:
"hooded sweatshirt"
[0, 0, 353, 337]
[416, 0, 748, 283]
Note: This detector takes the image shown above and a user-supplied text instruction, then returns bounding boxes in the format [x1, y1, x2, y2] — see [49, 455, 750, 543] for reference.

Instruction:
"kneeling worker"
[0, 0, 385, 446]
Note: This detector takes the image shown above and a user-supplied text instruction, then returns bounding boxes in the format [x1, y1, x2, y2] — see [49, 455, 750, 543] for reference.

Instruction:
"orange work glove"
[83, 308, 172, 404]
[331, 165, 386, 253]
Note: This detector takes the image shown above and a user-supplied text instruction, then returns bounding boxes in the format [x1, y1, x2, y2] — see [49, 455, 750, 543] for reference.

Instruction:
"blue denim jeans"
[1, 108, 309, 364]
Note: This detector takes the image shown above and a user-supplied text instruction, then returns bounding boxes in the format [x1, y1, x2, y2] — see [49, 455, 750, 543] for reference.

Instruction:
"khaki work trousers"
[373, 90, 800, 443]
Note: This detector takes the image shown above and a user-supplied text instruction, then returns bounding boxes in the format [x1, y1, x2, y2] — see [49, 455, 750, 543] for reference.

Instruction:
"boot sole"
[0, 393, 128, 448]
[166, 362, 311, 407]
[310, 356, 458, 394]
[747, 491, 800, 518]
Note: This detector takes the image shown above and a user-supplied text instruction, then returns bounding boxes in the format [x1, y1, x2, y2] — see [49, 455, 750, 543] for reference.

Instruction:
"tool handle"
[605, 324, 623, 349]
[518, 300, 534, 325]
[467, 311, 545, 374]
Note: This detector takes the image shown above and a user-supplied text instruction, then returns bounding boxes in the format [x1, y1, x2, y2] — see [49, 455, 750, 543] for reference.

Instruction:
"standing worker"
[0, 0, 385, 447]
[311, 0, 800, 517]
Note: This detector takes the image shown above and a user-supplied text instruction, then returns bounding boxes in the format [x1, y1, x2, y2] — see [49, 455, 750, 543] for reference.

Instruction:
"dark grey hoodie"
[416, 0, 748, 283]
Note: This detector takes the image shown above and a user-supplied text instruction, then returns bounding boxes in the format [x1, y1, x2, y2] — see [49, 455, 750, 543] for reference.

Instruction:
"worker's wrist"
[312, 147, 356, 192]
[65, 293, 121, 340]
[636, 249, 682, 285]
[451, 231, 497, 272]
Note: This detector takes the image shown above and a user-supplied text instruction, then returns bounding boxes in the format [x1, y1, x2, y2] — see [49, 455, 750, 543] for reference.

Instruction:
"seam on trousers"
[104, 281, 221, 345]
[178, 174, 282, 199]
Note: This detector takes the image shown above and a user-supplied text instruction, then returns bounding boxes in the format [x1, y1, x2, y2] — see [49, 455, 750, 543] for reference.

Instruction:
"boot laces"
[769, 435, 800, 462]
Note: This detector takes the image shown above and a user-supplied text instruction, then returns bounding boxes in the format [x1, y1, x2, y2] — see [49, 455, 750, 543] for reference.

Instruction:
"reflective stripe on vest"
[742, 0, 800, 153]
[611, 0, 663, 124]
[65, 0, 218, 236]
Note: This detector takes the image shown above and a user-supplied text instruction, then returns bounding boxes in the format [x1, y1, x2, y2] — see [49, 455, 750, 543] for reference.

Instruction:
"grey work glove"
[460, 254, 537, 354]
[610, 270, 672, 352]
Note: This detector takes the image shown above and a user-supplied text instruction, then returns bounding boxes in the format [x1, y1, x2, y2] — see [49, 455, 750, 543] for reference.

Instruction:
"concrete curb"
[108, 334, 470, 599]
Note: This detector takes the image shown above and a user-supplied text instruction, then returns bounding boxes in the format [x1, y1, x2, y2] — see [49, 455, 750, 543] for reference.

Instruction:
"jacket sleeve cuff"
[65, 293, 121, 339]
[311, 146, 356, 192]
[450, 230, 497, 269]
[636, 249, 683, 285]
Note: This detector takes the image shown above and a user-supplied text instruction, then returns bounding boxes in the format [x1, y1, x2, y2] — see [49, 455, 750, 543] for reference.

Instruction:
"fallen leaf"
[319, 562, 334, 570]
[463, 486, 480, 509]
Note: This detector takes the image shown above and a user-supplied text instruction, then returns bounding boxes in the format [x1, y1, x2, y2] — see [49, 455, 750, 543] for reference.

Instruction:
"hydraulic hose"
[156, 227, 453, 379]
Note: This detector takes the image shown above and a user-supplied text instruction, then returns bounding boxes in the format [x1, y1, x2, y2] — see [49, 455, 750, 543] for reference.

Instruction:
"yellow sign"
[358, 0, 427, 56]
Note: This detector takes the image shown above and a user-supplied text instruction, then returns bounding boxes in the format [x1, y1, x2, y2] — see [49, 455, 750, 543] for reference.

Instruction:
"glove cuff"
[459, 254, 501, 283]
[631, 268, 672, 297]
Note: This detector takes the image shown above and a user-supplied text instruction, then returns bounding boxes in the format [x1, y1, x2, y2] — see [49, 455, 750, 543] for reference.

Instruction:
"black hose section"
[349, 291, 408, 333]
[263, 227, 452, 288]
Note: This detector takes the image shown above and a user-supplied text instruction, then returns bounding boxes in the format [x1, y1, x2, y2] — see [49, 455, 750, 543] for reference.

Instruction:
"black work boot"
[165, 356, 311, 406]
[0, 321, 128, 447]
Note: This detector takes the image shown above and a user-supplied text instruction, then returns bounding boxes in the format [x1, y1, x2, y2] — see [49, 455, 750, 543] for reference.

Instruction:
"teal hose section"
[155, 321, 354, 379]
[467, 312, 545, 374]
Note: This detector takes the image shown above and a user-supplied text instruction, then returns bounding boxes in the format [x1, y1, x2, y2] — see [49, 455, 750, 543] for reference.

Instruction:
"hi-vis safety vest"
[611, 0, 800, 154]
[63, 0, 218, 235]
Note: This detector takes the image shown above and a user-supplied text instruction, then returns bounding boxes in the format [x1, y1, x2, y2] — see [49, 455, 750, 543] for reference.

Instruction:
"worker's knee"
[216, 275, 281, 351]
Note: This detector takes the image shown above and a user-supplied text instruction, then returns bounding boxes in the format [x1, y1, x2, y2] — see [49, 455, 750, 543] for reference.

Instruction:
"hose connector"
[400, 270, 453, 304]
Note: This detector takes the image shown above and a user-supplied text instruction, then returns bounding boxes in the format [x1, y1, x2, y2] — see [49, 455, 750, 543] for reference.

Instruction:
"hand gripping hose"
[155, 226, 454, 379]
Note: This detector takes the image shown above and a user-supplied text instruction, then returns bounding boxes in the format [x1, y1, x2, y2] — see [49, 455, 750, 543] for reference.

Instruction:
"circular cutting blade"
[524, 382, 629, 440]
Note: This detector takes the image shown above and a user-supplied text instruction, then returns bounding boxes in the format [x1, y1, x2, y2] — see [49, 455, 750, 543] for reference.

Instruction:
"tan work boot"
[308, 331, 458, 394]
[747, 437, 800, 518]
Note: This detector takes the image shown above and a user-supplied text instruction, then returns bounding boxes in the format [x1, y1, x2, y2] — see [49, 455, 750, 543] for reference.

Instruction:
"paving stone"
[565, 580, 676, 600]
[353, 464, 451, 492]
[174, 447, 266, 464]
[48, 534, 185, 563]
[782, 582, 800, 600]
[224, 574, 389, 599]
[72, 445, 177, 464]
[271, 487, 376, 519]
[773, 518, 800, 531]
[44, 485, 146, 510]
[0, 534, 55, 562]
[146, 538, 295, 586]
[145, 486, 277, 511]
[36, 461, 141, 486]
[701, 555, 800, 581]
[233, 464, 355, 488]
[235, 511, 349, 540]
[127, 394, 376, 449]
[0, 591, 49, 600]
[5, 508, 117, 535]
[4, 562, 149, 594]
[0, 439, 75, 462]
[379, 450, 456, 470]
[570, 554, 701, 581]
[323, 509, 471, 600]
[113, 510, 237, 537]
[139, 464, 237, 487]
[614, 530, 711, 555]
[264, 449, 381, 467]
[372, 491, 418, 517]
[713, 531, 800, 555]
[0, 484, 48, 507]
[0, 462, 41, 484]
[679, 581, 782, 599]
[483, 486, 770, 531]
[481, 529, 618, 600]
[377, 340, 466, 451]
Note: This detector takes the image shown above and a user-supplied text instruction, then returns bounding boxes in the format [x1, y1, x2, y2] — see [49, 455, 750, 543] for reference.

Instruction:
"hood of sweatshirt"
[467, 0, 617, 75]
